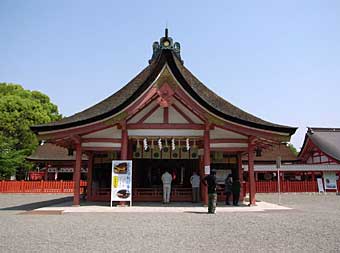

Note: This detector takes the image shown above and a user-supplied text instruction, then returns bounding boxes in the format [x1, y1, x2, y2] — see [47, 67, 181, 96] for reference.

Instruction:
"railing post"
[20, 180, 24, 192]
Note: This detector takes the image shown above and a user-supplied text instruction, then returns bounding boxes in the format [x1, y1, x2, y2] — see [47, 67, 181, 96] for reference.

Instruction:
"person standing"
[224, 175, 233, 205]
[161, 169, 173, 204]
[190, 171, 200, 203]
[202, 170, 217, 214]
[232, 179, 241, 206]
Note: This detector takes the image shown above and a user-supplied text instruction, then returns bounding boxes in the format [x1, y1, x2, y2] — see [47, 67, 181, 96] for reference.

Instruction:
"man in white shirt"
[190, 171, 200, 203]
[161, 170, 173, 204]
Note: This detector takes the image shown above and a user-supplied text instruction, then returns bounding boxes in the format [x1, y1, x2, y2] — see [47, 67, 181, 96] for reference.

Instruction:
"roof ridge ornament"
[149, 28, 183, 64]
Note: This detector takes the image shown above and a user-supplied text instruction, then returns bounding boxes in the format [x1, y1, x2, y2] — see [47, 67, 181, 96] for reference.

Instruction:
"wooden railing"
[0, 180, 87, 194]
[1, 180, 338, 196]
[243, 181, 340, 193]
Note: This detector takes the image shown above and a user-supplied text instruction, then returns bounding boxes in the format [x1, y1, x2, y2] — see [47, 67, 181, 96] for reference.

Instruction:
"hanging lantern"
[186, 138, 190, 151]
[67, 147, 74, 156]
[158, 138, 162, 150]
[255, 147, 262, 157]
[163, 138, 169, 153]
[171, 138, 176, 150]
[136, 139, 140, 149]
[151, 139, 155, 149]
[193, 139, 197, 148]
[143, 138, 148, 151]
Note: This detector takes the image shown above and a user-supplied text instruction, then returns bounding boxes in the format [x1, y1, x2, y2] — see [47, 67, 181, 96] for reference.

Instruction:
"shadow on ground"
[0, 196, 73, 211]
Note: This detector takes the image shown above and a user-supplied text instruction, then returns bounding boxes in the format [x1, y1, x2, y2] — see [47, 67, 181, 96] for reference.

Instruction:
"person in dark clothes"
[232, 179, 241, 206]
[202, 170, 217, 214]
[224, 174, 233, 205]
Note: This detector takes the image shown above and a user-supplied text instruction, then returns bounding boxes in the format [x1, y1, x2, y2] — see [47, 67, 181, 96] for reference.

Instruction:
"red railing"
[1, 180, 338, 195]
[0, 180, 87, 194]
[243, 181, 340, 193]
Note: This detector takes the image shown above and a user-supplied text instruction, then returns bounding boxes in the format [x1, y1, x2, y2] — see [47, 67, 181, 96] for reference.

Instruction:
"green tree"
[0, 83, 62, 179]
[287, 143, 299, 156]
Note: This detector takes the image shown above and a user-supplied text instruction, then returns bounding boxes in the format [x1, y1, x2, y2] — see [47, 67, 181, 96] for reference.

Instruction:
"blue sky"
[1, 0, 339, 150]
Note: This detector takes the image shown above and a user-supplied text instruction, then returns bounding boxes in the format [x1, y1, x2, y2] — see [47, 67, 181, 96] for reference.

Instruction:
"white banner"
[323, 172, 337, 190]
[111, 160, 132, 206]
[204, 165, 210, 175]
[317, 178, 324, 193]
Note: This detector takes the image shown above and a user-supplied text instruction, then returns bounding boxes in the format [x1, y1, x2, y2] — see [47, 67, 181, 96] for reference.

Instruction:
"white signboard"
[111, 160, 132, 206]
[323, 172, 337, 190]
[317, 178, 324, 193]
[204, 165, 210, 175]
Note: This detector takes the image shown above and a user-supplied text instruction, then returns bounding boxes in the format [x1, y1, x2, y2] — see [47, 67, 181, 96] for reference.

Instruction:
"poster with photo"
[111, 160, 132, 206]
[323, 172, 337, 190]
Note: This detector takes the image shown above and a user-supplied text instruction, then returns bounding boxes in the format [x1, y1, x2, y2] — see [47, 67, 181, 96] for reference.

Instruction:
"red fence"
[242, 181, 340, 193]
[0, 180, 87, 194]
[256, 181, 318, 193]
[0, 180, 339, 194]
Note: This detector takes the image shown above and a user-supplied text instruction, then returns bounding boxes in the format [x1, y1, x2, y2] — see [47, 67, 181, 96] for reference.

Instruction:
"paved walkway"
[35, 200, 291, 213]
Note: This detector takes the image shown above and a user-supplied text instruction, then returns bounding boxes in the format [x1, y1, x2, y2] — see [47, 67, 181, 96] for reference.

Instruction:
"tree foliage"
[287, 143, 299, 156]
[0, 83, 62, 179]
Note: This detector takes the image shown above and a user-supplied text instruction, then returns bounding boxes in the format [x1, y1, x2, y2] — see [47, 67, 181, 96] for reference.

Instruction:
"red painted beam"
[126, 95, 158, 122]
[73, 143, 82, 206]
[163, 107, 169, 123]
[126, 87, 158, 116]
[87, 153, 94, 201]
[121, 122, 128, 160]
[248, 141, 256, 206]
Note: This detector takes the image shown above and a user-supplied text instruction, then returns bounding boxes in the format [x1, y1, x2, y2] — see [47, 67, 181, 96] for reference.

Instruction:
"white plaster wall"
[144, 107, 164, 123]
[210, 127, 247, 139]
[169, 106, 188, 123]
[82, 126, 122, 138]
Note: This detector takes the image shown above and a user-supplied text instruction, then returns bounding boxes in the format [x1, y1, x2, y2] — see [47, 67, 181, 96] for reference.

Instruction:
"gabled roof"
[31, 34, 296, 136]
[299, 127, 340, 162]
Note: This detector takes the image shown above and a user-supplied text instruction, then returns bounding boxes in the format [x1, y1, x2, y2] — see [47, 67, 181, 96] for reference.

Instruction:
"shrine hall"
[31, 30, 297, 206]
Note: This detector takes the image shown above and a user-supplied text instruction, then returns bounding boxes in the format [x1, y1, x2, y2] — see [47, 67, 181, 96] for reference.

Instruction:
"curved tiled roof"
[299, 128, 340, 162]
[31, 49, 296, 135]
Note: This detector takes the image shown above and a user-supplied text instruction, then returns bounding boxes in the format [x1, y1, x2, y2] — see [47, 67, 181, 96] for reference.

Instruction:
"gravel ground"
[0, 193, 340, 253]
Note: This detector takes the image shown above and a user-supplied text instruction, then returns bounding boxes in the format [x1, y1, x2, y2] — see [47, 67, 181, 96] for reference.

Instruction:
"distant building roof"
[27, 143, 88, 161]
[299, 127, 340, 163]
[243, 144, 297, 163]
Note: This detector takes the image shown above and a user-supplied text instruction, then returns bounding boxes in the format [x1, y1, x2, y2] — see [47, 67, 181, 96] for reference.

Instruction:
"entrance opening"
[133, 159, 199, 201]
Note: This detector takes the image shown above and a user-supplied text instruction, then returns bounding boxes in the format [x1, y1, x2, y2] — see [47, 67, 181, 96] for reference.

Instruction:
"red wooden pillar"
[73, 143, 82, 206]
[237, 153, 244, 201]
[202, 126, 210, 205]
[248, 142, 256, 206]
[87, 152, 94, 201]
[121, 121, 128, 160]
